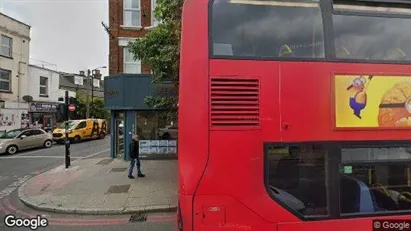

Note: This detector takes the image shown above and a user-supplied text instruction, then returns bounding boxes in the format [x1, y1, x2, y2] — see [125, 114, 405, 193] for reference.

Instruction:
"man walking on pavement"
[128, 135, 145, 179]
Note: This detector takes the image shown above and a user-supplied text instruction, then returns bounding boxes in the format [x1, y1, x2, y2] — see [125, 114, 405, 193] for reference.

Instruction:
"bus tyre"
[74, 136, 81, 143]
[99, 132, 105, 139]
[6, 145, 18, 155]
[44, 140, 53, 148]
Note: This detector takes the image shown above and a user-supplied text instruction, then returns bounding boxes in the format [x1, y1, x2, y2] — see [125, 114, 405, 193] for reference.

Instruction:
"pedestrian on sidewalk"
[128, 135, 145, 179]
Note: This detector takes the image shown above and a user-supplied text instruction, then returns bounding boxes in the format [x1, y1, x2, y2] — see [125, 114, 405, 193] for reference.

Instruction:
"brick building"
[108, 0, 159, 75]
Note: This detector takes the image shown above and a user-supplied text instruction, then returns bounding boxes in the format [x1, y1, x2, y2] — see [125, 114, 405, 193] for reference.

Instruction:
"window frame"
[0, 35, 12, 58]
[0, 68, 12, 92]
[208, 0, 411, 65]
[123, 0, 141, 27]
[151, 0, 160, 26]
[264, 140, 411, 221]
[123, 47, 142, 74]
[76, 121, 87, 130]
[39, 76, 48, 96]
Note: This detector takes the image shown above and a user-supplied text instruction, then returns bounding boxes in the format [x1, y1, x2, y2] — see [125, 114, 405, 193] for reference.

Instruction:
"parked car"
[158, 125, 178, 140]
[0, 128, 53, 155]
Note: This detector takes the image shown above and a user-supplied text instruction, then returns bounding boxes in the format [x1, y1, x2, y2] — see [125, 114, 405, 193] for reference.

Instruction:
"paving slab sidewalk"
[18, 157, 178, 215]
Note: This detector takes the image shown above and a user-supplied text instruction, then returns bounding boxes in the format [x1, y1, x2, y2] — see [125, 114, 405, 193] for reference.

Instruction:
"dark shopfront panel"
[105, 74, 177, 160]
[28, 102, 62, 132]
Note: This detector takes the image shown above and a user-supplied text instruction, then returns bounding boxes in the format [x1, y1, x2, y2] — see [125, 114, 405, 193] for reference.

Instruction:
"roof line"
[0, 12, 31, 28]
[28, 64, 60, 74]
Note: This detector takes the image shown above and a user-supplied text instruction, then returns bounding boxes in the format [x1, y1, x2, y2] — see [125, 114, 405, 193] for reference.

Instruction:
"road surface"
[0, 137, 176, 230]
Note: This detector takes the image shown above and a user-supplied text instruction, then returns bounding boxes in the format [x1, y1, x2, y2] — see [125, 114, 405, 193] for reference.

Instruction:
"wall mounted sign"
[105, 90, 119, 97]
[139, 140, 177, 154]
[29, 103, 57, 113]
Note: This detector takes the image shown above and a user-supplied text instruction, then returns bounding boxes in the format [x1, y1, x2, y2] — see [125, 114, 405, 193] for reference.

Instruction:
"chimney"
[94, 69, 102, 80]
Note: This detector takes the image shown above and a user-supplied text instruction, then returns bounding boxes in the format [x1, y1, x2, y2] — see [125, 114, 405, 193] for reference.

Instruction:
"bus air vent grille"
[210, 77, 260, 127]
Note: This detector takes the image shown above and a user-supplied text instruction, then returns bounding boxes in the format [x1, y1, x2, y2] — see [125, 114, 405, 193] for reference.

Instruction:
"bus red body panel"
[179, 0, 411, 230]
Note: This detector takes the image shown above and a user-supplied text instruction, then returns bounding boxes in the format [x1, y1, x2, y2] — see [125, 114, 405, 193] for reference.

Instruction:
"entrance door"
[115, 113, 124, 159]
[43, 114, 53, 133]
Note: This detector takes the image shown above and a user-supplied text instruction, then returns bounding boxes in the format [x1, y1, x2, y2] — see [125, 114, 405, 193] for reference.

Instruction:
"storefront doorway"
[115, 112, 125, 159]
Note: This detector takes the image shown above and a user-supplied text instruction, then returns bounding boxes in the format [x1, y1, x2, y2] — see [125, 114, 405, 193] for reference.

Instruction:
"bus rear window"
[210, 0, 325, 59]
[333, 2, 411, 61]
[266, 143, 411, 219]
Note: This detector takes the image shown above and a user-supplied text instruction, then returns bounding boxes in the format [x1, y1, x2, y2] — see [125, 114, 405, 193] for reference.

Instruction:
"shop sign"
[29, 103, 57, 112]
[139, 140, 177, 154]
[105, 90, 119, 97]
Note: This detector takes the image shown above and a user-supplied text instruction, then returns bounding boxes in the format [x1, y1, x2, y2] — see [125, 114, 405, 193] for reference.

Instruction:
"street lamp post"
[83, 66, 106, 119]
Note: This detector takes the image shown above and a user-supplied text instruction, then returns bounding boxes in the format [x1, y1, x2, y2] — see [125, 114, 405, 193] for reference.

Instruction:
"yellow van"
[52, 119, 107, 143]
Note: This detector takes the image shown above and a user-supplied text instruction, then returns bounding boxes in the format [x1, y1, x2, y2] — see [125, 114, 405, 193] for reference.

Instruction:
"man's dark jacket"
[130, 140, 139, 159]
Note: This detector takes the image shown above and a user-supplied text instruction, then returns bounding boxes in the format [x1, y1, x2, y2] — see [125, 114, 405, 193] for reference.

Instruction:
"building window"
[0, 35, 12, 57]
[39, 76, 48, 96]
[123, 0, 141, 27]
[0, 69, 11, 91]
[151, 0, 159, 26]
[123, 47, 141, 74]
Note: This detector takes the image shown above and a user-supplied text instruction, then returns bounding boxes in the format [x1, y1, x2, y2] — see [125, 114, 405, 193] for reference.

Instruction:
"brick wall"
[109, 0, 153, 75]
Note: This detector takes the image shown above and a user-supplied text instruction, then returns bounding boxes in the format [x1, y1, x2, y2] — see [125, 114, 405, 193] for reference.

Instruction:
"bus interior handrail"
[334, 3, 411, 14]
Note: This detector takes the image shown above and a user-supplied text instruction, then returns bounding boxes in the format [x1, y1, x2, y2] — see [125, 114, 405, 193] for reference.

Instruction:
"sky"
[0, 0, 109, 77]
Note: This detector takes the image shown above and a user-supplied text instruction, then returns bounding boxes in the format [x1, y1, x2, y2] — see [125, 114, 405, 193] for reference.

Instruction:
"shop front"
[28, 102, 61, 132]
[104, 74, 177, 160]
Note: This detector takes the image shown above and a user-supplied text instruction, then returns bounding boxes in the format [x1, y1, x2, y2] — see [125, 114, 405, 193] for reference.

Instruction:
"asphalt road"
[0, 137, 176, 230]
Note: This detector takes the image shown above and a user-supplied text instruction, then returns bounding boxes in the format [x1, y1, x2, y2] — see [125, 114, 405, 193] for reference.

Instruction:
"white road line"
[80, 149, 110, 159]
[0, 175, 31, 199]
[18, 146, 63, 156]
[0, 156, 82, 159]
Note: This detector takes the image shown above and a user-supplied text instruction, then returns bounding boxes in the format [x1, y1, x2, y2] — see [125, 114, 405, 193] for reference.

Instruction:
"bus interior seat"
[274, 156, 300, 190]
[213, 43, 234, 56]
[279, 44, 294, 57]
[384, 48, 407, 60]
[340, 175, 375, 213]
[338, 46, 351, 57]
[370, 188, 398, 211]
[398, 192, 411, 210]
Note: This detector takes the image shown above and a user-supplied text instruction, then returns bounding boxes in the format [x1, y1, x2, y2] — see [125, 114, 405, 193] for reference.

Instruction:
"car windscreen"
[0, 130, 22, 139]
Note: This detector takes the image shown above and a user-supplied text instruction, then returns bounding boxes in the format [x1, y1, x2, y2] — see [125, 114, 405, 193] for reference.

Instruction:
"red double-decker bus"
[178, 0, 411, 230]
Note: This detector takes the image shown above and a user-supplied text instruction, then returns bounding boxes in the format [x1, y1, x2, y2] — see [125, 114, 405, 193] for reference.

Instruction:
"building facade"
[0, 13, 31, 132]
[59, 72, 104, 99]
[106, 0, 177, 160]
[27, 65, 76, 131]
[108, 0, 159, 75]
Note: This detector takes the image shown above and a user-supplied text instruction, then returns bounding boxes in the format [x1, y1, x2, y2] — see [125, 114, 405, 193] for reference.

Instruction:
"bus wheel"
[99, 132, 105, 139]
[74, 136, 81, 143]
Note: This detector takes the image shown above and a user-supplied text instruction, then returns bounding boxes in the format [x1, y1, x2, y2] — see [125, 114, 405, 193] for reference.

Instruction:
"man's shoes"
[128, 175, 135, 179]
[138, 173, 145, 177]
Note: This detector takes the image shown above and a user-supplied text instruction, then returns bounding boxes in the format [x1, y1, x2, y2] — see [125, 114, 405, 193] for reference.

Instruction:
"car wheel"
[44, 140, 53, 148]
[6, 145, 18, 155]
[74, 136, 81, 143]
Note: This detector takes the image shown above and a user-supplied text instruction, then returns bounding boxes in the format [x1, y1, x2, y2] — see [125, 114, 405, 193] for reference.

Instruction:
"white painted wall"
[27, 65, 75, 102]
[0, 13, 31, 131]
[0, 13, 30, 103]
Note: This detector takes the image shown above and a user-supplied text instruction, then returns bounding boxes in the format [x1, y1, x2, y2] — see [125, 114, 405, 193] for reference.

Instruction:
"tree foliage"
[73, 91, 110, 120]
[128, 0, 183, 122]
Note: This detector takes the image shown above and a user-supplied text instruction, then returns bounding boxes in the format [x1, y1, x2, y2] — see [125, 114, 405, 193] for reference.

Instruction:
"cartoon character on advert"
[346, 75, 374, 119]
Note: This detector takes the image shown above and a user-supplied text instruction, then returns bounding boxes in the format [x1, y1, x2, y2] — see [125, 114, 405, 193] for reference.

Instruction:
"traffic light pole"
[65, 90, 71, 168]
